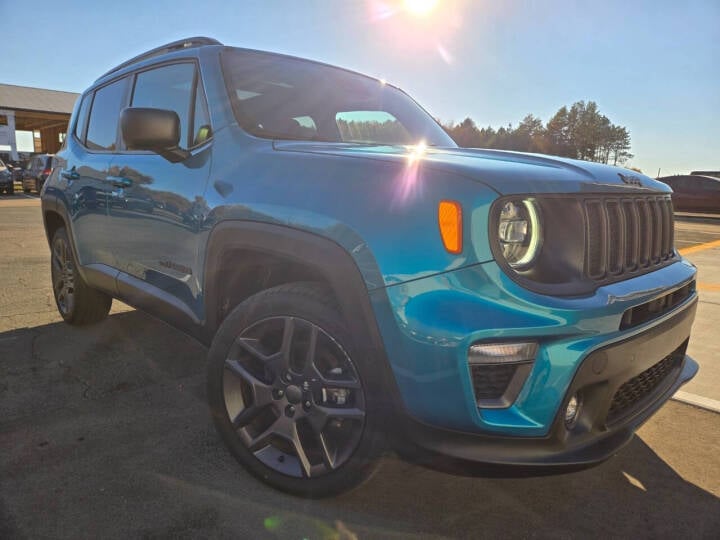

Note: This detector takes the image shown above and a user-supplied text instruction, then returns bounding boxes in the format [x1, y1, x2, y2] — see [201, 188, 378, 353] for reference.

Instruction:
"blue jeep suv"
[41, 37, 699, 497]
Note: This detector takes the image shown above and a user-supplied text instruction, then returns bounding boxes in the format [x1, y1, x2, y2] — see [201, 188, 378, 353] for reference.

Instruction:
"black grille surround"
[620, 280, 695, 330]
[489, 193, 678, 297]
[606, 350, 683, 426]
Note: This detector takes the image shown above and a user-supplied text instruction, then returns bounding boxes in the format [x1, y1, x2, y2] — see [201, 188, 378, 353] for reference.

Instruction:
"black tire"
[51, 227, 112, 325]
[7, 183, 13, 195]
[23, 186, 30, 194]
[207, 282, 382, 497]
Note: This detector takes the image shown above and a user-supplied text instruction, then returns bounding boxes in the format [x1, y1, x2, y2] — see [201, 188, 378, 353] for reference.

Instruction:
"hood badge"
[618, 173, 643, 186]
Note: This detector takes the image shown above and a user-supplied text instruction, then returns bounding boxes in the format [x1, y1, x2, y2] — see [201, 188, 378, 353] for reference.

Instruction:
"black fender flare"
[202, 220, 402, 411]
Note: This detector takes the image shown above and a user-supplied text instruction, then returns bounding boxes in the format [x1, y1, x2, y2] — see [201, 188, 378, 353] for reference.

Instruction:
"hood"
[273, 142, 668, 196]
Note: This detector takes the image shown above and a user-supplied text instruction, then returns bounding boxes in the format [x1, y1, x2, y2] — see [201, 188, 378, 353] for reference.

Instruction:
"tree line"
[441, 100, 634, 166]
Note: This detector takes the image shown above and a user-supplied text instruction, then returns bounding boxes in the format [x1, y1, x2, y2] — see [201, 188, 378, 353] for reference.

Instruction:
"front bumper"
[397, 298, 697, 467]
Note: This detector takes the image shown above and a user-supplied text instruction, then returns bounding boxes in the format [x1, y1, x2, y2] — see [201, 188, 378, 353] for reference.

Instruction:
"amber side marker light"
[438, 200, 462, 254]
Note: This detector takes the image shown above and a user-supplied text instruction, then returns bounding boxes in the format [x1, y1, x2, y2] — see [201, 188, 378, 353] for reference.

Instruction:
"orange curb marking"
[679, 238, 720, 256]
[697, 283, 720, 292]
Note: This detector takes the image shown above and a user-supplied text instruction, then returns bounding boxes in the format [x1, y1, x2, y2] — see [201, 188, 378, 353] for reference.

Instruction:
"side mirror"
[120, 107, 189, 162]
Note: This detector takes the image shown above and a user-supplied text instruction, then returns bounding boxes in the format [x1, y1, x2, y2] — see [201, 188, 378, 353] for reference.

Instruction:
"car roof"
[91, 37, 390, 94]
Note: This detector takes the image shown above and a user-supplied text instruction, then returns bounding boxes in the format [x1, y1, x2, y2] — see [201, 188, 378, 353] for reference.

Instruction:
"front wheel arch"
[202, 221, 402, 415]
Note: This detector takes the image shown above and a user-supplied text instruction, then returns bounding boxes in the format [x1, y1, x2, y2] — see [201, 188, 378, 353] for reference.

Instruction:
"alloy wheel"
[223, 316, 366, 478]
[51, 236, 75, 315]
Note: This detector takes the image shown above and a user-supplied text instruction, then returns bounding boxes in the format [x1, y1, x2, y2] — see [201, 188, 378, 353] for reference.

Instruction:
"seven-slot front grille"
[585, 195, 675, 281]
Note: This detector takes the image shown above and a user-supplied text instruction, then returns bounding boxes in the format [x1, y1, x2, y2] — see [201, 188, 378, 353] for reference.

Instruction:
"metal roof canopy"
[0, 83, 80, 156]
[0, 83, 79, 115]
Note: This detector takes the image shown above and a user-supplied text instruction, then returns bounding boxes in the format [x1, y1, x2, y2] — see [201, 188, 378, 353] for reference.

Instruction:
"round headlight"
[497, 199, 542, 268]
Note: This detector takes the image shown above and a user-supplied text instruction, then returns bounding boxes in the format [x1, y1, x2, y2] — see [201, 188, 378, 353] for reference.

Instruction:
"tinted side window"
[336, 110, 412, 144]
[700, 178, 720, 192]
[86, 78, 129, 151]
[74, 94, 92, 143]
[131, 63, 195, 149]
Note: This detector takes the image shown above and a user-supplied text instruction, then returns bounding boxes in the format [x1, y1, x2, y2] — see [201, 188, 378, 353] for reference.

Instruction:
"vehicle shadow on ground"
[1, 311, 718, 539]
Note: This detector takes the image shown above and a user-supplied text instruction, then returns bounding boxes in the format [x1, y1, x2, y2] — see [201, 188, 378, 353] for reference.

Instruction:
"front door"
[107, 62, 213, 318]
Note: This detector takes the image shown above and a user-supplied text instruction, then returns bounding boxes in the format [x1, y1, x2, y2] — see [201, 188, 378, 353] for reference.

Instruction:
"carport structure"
[0, 83, 79, 160]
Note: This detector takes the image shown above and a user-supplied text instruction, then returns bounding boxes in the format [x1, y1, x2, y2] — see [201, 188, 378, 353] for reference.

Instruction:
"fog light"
[565, 393, 582, 428]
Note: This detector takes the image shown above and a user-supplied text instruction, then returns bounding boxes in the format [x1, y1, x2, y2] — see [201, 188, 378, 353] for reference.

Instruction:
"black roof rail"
[96, 37, 222, 82]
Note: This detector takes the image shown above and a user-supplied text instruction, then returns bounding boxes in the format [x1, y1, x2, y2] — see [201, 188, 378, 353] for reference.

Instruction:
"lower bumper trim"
[396, 298, 698, 470]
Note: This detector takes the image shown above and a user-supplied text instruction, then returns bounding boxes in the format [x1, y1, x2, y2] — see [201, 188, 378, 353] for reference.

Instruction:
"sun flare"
[403, 0, 439, 16]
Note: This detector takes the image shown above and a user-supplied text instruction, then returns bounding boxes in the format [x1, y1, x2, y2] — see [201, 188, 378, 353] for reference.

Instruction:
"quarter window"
[191, 77, 212, 147]
[86, 78, 129, 151]
[131, 63, 195, 149]
[74, 93, 92, 143]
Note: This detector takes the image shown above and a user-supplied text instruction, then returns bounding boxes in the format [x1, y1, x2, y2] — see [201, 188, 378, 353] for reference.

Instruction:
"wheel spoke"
[306, 405, 365, 434]
[316, 431, 335, 471]
[272, 316, 295, 374]
[310, 364, 362, 390]
[52, 241, 64, 264]
[300, 323, 318, 374]
[225, 357, 264, 385]
[236, 337, 271, 362]
[242, 421, 277, 451]
[231, 404, 268, 428]
[236, 318, 295, 377]
[52, 272, 64, 292]
[224, 358, 274, 405]
[51, 253, 63, 274]
[289, 423, 313, 477]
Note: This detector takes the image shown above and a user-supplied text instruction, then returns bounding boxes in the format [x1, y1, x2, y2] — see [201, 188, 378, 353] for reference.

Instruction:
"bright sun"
[403, 0, 439, 16]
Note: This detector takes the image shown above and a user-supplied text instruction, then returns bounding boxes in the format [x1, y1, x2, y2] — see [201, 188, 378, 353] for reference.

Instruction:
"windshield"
[221, 49, 456, 147]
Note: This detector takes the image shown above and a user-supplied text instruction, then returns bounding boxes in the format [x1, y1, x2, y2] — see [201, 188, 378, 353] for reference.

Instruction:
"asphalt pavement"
[1, 197, 718, 539]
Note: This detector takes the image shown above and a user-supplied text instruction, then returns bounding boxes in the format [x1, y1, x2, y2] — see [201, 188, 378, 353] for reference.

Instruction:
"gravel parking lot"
[1, 198, 719, 539]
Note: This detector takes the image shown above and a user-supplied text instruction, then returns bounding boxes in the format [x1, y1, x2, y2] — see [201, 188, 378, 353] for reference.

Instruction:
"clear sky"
[4, 0, 718, 175]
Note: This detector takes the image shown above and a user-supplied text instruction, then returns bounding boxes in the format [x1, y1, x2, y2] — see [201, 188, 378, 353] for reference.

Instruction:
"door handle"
[106, 176, 133, 188]
[61, 169, 79, 181]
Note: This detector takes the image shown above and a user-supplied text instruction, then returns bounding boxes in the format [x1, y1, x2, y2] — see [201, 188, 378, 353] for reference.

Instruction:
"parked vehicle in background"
[690, 170, 720, 178]
[41, 37, 699, 497]
[658, 175, 720, 213]
[22, 154, 54, 193]
[6, 161, 25, 182]
[0, 158, 13, 194]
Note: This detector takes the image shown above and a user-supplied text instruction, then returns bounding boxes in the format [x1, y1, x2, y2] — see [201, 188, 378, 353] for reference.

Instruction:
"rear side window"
[86, 78, 129, 151]
[700, 178, 720, 192]
[74, 94, 92, 143]
[131, 63, 195, 149]
[336, 110, 412, 144]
